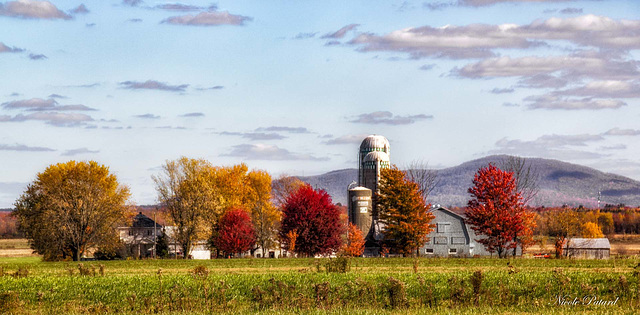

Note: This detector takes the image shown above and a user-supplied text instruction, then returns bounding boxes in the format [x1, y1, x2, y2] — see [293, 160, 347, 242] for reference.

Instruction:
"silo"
[348, 186, 373, 236]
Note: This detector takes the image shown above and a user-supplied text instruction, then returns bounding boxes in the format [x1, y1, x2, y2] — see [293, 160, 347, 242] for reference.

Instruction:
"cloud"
[453, 55, 639, 80]
[426, 1, 589, 9]
[154, 3, 205, 11]
[180, 112, 204, 117]
[127, 18, 142, 23]
[195, 85, 224, 91]
[524, 94, 626, 110]
[255, 126, 311, 134]
[419, 64, 436, 71]
[220, 131, 286, 141]
[350, 111, 433, 125]
[324, 40, 341, 46]
[0, 0, 71, 19]
[489, 133, 606, 160]
[560, 7, 582, 14]
[553, 80, 640, 98]
[0, 42, 23, 53]
[1, 98, 96, 111]
[293, 32, 317, 40]
[70, 4, 88, 14]
[222, 144, 328, 161]
[1, 112, 93, 126]
[322, 24, 359, 39]
[324, 134, 371, 145]
[502, 102, 519, 107]
[600, 144, 626, 150]
[516, 74, 568, 89]
[0, 143, 55, 152]
[2, 98, 55, 109]
[490, 87, 514, 94]
[47, 93, 66, 99]
[161, 11, 252, 26]
[134, 113, 160, 119]
[603, 128, 640, 136]
[65, 82, 100, 88]
[122, 0, 143, 7]
[28, 53, 46, 60]
[349, 15, 640, 60]
[62, 147, 99, 156]
[120, 80, 188, 92]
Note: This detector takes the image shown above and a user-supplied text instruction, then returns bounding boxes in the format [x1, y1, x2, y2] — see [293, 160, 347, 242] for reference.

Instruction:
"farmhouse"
[563, 238, 610, 259]
[118, 212, 162, 258]
[119, 213, 213, 259]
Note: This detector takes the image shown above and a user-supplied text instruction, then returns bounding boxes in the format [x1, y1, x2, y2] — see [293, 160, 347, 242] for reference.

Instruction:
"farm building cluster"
[118, 135, 611, 259]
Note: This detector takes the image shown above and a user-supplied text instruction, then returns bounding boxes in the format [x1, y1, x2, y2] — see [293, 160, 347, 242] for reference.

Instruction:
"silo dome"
[359, 135, 390, 155]
[363, 151, 389, 163]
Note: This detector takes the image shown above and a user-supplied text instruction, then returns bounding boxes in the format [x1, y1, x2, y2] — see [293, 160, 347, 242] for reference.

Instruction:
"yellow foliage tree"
[14, 161, 130, 261]
[581, 222, 604, 238]
[153, 157, 217, 258]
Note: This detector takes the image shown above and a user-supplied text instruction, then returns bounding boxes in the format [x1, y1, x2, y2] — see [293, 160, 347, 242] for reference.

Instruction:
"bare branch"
[499, 156, 539, 206]
[403, 159, 439, 202]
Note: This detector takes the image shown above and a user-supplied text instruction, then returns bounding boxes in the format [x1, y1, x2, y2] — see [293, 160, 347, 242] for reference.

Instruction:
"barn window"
[437, 222, 450, 233]
[425, 248, 434, 254]
[434, 237, 448, 244]
[451, 237, 466, 244]
[449, 248, 457, 254]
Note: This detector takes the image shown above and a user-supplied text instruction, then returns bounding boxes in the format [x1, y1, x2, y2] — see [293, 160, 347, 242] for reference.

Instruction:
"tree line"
[11, 156, 633, 261]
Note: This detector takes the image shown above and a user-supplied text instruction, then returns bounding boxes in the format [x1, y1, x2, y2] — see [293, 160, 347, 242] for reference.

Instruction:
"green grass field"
[1, 256, 639, 314]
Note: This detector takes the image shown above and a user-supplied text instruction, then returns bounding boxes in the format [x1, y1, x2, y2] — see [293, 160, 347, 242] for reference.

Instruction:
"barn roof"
[132, 212, 162, 228]
[564, 238, 610, 249]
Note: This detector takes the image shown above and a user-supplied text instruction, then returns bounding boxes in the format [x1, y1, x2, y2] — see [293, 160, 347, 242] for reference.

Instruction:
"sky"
[0, 0, 639, 208]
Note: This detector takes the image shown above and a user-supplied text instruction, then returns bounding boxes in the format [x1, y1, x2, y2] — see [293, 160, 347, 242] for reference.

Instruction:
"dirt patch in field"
[0, 248, 37, 257]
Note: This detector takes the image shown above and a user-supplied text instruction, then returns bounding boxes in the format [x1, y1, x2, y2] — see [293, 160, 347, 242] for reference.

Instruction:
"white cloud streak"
[161, 11, 252, 26]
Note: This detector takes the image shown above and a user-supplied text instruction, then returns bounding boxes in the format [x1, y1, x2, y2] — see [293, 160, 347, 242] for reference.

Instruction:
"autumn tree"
[377, 165, 435, 257]
[342, 222, 365, 257]
[271, 174, 305, 207]
[246, 170, 280, 257]
[280, 185, 343, 257]
[214, 207, 256, 256]
[544, 209, 581, 258]
[206, 165, 279, 257]
[153, 157, 216, 258]
[465, 164, 532, 258]
[581, 222, 604, 238]
[14, 161, 130, 261]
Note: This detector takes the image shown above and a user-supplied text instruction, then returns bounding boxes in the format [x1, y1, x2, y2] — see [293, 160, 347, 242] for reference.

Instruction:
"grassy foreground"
[1, 257, 639, 314]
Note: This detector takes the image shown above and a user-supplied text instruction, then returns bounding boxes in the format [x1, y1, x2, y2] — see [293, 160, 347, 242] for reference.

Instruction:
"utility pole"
[153, 207, 157, 259]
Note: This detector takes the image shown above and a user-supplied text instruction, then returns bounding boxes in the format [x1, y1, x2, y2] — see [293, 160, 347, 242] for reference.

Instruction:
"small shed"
[563, 238, 610, 259]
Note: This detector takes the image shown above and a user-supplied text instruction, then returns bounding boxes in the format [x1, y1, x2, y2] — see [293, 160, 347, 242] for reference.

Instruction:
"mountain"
[298, 155, 640, 208]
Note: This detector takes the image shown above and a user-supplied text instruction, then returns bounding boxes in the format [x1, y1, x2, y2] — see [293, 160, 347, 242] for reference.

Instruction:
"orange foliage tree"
[377, 165, 435, 257]
[465, 164, 533, 258]
[342, 222, 365, 257]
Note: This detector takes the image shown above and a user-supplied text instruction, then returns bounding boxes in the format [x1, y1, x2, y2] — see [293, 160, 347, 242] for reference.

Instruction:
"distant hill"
[298, 155, 640, 208]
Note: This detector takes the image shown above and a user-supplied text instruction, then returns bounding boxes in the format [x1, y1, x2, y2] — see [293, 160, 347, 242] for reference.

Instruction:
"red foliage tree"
[279, 185, 343, 257]
[465, 164, 532, 258]
[214, 207, 256, 256]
